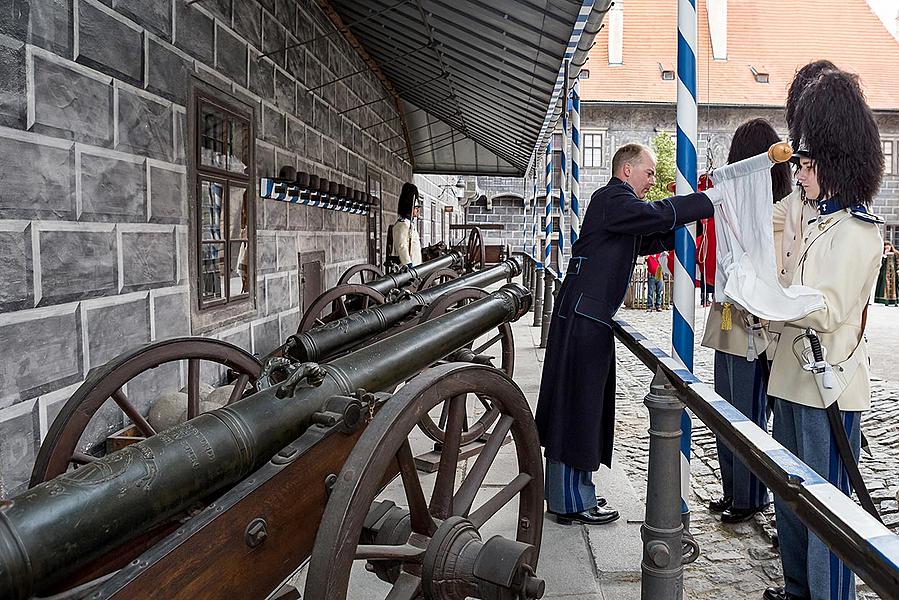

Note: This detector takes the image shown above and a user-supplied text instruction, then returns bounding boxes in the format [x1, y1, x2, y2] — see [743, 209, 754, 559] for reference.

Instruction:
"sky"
[867, 0, 898, 37]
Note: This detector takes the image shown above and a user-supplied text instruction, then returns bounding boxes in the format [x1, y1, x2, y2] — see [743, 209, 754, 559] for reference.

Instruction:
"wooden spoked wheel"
[304, 363, 545, 600]
[416, 267, 459, 291]
[415, 288, 512, 445]
[297, 284, 387, 333]
[338, 263, 385, 285]
[466, 227, 486, 272]
[30, 337, 262, 486]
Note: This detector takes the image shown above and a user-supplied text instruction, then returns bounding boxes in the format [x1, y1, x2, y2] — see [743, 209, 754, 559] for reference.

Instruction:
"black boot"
[708, 495, 732, 513]
[551, 506, 620, 525]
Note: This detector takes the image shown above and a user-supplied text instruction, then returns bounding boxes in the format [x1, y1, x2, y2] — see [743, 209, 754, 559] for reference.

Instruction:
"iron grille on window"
[195, 95, 255, 309]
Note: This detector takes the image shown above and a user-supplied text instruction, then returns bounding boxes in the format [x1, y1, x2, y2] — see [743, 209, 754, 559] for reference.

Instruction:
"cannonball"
[148, 391, 189, 432]
[205, 384, 236, 408]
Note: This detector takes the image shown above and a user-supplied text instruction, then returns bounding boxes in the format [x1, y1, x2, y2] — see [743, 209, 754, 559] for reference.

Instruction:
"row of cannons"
[0, 234, 546, 600]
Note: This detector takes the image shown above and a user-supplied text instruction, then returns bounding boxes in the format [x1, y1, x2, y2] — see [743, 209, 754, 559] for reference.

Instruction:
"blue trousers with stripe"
[545, 458, 597, 514]
[714, 351, 769, 510]
[772, 398, 861, 600]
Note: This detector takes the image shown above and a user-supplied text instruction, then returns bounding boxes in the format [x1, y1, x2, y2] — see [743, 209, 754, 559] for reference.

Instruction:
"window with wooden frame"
[583, 132, 604, 168]
[195, 94, 254, 309]
[883, 140, 894, 175]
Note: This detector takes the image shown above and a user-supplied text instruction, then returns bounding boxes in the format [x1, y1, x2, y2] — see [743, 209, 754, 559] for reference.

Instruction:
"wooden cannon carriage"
[7, 284, 543, 600]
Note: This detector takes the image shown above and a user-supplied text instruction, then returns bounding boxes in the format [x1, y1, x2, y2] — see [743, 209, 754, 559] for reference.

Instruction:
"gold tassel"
[721, 302, 733, 331]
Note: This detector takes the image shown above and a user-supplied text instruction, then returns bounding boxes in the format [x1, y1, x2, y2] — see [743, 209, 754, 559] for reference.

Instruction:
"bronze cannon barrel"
[287, 257, 521, 362]
[0, 284, 531, 600]
[365, 250, 463, 296]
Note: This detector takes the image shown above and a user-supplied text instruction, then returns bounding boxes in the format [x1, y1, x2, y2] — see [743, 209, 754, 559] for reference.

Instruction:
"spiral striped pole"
[675, 0, 699, 524]
[559, 101, 568, 261]
[540, 139, 554, 348]
[570, 78, 581, 246]
[533, 152, 545, 328]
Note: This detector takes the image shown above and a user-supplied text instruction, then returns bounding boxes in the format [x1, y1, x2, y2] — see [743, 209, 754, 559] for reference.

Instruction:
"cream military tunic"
[767, 206, 883, 411]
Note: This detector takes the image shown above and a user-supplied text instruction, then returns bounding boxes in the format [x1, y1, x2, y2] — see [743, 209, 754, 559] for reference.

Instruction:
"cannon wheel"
[416, 267, 459, 290]
[338, 263, 385, 285]
[415, 287, 511, 445]
[305, 363, 544, 600]
[297, 284, 387, 333]
[30, 337, 263, 486]
[466, 226, 486, 272]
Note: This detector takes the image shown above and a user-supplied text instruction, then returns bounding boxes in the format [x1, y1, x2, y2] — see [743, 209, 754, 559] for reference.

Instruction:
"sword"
[801, 328, 881, 521]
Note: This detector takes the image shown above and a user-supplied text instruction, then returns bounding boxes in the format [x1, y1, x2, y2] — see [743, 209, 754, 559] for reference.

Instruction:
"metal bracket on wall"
[260, 178, 371, 216]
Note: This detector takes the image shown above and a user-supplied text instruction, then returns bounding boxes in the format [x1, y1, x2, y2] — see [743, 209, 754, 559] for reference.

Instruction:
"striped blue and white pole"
[544, 140, 553, 269]
[559, 104, 567, 260]
[570, 78, 581, 246]
[675, 0, 699, 518]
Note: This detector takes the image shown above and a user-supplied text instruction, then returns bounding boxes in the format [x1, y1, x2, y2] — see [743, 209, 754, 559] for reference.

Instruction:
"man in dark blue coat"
[535, 143, 719, 525]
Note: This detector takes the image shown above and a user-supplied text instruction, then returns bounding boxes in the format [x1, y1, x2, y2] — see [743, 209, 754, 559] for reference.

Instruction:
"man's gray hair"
[611, 143, 654, 174]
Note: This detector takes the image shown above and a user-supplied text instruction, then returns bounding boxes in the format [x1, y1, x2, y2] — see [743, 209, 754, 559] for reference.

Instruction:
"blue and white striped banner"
[570, 79, 581, 246]
[675, 0, 699, 514]
[260, 178, 370, 215]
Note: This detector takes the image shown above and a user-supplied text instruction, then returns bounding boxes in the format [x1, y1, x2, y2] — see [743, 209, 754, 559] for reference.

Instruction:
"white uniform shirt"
[392, 218, 423, 266]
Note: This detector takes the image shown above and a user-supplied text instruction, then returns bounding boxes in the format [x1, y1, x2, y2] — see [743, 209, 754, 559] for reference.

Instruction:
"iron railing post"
[642, 370, 688, 600]
[533, 262, 544, 327]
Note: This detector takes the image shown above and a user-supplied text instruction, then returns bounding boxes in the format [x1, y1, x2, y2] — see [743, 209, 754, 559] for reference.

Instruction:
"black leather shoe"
[596, 496, 607, 507]
[709, 496, 732, 513]
[762, 585, 807, 600]
[721, 504, 769, 524]
[551, 506, 620, 525]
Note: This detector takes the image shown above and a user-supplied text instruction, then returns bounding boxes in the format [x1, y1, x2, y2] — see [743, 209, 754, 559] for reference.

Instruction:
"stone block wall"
[0, 0, 414, 497]
[464, 187, 530, 253]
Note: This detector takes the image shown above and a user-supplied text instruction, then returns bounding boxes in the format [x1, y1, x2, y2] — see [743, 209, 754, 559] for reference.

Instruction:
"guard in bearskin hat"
[763, 69, 884, 600]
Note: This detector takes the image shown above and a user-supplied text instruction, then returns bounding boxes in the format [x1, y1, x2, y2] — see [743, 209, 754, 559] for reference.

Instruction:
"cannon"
[1, 284, 543, 600]
[302, 250, 465, 332]
[286, 257, 521, 366]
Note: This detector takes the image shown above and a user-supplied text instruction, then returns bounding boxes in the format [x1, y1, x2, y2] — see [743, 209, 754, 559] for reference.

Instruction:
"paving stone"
[31, 53, 114, 146]
[0, 222, 32, 312]
[152, 289, 190, 340]
[0, 400, 37, 497]
[0, 304, 82, 407]
[116, 88, 174, 161]
[174, 0, 214, 65]
[0, 132, 74, 219]
[149, 165, 187, 224]
[85, 295, 151, 369]
[216, 22, 248, 86]
[37, 226, 117, 305]
[121, 229, 177, 291]
[0, 37, 25, 128]
[79, 151, 146, 222]
[147, 37, 194, 105]
[76, 0, 143, 85]
[111, 0, 172, 38]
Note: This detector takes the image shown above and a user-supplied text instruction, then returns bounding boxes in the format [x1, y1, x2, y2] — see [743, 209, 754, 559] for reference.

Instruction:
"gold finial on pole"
[768, 142, 794, 163]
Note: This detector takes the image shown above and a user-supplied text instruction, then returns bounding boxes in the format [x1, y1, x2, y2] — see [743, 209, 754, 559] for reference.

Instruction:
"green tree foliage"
[644, 133, 676, 202]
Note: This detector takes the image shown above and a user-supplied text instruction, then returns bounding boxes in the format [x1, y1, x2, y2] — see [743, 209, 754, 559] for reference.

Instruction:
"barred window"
[883, 140, 894, 175]
[583, 132, 604, 168]
[195, 94, 255, 309]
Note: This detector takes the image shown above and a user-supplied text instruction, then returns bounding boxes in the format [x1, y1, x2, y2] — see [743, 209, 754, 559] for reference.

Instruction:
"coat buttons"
[786, 252, 791, 257]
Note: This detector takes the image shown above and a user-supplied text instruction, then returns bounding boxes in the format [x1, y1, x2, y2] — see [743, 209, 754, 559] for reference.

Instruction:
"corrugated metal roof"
[327, 0, 604, 175]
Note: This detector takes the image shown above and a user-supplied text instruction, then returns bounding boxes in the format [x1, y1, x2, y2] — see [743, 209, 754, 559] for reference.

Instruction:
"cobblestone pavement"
[612, 303, 899, 600]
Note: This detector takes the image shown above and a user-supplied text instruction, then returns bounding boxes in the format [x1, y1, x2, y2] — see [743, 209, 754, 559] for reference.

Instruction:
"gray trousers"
[772, 398, 861, 600]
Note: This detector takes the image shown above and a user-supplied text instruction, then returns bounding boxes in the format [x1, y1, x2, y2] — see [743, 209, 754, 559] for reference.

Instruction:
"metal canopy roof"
[327, 0, 601, 176]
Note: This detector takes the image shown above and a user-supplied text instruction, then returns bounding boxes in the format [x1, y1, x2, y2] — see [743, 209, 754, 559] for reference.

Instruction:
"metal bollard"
[539, 270, 553, 347]
[533, 266, 544, 327]
[641, 370, 690, 600]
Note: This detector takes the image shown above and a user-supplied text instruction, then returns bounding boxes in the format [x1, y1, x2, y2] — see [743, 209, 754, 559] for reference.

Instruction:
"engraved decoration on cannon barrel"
[0, 283, 532, 600]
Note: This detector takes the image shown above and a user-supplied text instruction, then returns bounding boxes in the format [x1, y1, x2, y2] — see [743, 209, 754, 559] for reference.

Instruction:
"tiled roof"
[580, 0, 899, 110]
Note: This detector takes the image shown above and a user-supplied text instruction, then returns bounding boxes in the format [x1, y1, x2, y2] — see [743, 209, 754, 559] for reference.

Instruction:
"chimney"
[608, 1, 624, 65]
[707, 0, 727, 60]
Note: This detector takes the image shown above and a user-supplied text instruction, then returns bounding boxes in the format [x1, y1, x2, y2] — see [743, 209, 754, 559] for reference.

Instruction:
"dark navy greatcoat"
[535, 177, 714, 472]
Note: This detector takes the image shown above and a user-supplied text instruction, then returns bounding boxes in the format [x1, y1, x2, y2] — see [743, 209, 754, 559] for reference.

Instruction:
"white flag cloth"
[709, 152, 825, 321]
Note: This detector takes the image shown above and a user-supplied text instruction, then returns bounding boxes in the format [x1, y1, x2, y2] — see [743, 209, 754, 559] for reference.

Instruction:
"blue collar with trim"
[816, 198, 844, 215]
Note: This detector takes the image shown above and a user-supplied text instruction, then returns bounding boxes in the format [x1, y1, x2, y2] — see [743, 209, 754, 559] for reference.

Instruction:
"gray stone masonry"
[0, 0, 416, 496]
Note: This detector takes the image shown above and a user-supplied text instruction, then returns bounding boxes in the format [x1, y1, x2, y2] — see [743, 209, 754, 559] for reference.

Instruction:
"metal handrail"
[611, 317, 899, 599]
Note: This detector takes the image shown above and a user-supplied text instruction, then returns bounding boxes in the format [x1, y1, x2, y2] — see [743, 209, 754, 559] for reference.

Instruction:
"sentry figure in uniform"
[764, 70, 884, 600]
[535, 143, 720, 525]
[387, 182, 423, 269]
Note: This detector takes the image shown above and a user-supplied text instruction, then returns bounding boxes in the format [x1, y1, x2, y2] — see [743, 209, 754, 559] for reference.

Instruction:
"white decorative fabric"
[710, 152, 825, 321]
